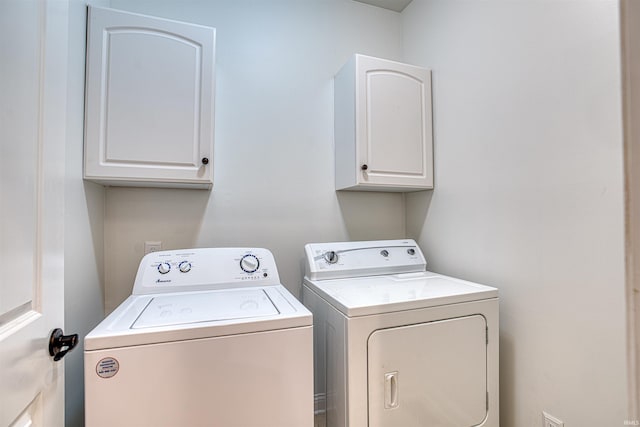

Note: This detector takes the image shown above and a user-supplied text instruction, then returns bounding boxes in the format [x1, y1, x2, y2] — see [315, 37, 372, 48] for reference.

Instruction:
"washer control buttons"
[240, 254, 260, 273]
[157, 262, 171, 274]
[407, 248, 415, 255]
[178, 261, 192, 273]
[380, 250, 389, 257]
[324, 251, 338, 264]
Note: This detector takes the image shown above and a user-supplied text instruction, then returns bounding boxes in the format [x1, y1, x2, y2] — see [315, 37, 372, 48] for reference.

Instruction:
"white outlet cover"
[144, 241, 162, 254]
[542, 411, 564, 427]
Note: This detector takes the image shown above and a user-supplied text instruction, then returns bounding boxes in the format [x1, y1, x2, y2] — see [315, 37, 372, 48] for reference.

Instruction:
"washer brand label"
[156, 279, 171, 283]
[96, 357, 119, 379]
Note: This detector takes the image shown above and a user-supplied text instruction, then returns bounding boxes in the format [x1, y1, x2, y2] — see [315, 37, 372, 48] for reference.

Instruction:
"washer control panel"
[133, 247, 279, 295]
[305, 239, 427, 281]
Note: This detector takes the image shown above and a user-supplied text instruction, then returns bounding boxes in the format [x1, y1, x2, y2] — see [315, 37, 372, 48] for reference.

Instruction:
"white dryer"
[302, 239, 498, 427]
[85, 248, 313, 427]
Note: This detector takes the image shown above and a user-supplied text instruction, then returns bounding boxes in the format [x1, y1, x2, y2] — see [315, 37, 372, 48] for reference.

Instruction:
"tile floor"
[314, 412, 326, 427]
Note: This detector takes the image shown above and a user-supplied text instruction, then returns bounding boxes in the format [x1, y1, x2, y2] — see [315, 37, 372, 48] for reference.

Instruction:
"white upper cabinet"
[84, 7, 216, 189]
[335, 54, 433, 191]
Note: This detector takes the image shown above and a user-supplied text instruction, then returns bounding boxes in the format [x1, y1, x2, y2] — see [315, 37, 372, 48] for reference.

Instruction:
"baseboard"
[314, 393, 326, 415]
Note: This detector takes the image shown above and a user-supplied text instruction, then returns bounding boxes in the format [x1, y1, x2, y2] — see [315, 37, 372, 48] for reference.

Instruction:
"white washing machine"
[85, 248, 313, 427]
[302, 239, 498, 427]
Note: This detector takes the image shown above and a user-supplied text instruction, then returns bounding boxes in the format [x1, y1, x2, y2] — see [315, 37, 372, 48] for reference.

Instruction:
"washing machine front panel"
[367, 315, 487, 427]
[85, 326, 313, 427]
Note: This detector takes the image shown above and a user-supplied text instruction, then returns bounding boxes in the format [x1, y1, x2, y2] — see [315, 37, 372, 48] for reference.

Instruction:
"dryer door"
[367, 315, 487, 427]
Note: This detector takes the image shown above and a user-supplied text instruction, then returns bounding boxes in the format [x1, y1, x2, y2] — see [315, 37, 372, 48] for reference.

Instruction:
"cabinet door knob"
[201, 157, 209, 165]
[361, 164, 368, 171]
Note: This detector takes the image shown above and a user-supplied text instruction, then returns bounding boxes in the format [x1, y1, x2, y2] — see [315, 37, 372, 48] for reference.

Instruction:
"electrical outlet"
[542, 411, 564, 427]
[144, 241, 162, 254]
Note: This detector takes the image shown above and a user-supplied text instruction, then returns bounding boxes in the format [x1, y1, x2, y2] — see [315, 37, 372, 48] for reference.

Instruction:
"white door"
[368, 315, 487, 427]
[0, 1, 68, 425]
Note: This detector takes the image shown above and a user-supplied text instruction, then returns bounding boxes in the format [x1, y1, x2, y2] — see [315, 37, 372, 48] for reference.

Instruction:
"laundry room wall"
[64, 1, 107, 426]
[402, 1, 628, 426]
[622, 0, 640, 414]
[101, 0, 406, 313]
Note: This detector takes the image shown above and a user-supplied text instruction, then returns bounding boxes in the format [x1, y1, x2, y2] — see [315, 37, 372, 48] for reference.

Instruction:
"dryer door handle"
[384, 371, 399, 409]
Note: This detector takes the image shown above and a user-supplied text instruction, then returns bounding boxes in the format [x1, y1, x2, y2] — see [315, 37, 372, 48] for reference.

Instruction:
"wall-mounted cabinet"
[335, 54, 433, 192]
[84, 7, 216, 189]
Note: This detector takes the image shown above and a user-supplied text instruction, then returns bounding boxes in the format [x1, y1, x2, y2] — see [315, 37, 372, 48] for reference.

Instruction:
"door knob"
[49, 328, 78, 362]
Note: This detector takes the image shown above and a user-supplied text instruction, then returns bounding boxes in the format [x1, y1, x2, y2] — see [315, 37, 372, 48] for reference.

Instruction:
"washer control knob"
[157, 262, 171, 274]
[178, 261, 192, 273]
[380, 250, 389, 257]
[324, 251, 338, 264]
[407, 248, 415, 255]
[240, 254, 260, 273]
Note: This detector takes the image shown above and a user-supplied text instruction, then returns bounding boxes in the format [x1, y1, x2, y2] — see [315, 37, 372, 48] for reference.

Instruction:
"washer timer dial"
[240, 254, 260, 273]
[178, 261, 192, 273]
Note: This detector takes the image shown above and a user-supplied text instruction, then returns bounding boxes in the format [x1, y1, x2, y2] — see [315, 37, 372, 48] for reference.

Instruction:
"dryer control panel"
[304, 239, 427, 281]
[132, 247, 280, 295]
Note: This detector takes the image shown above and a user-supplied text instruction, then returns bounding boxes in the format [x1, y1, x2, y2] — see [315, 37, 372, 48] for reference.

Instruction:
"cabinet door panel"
[368, 315, 487, 427]
[356, 56, 432, 189]
[85, 7, 215, 188]
[104, 30, 199, 165]
[366, 71, 425, 176]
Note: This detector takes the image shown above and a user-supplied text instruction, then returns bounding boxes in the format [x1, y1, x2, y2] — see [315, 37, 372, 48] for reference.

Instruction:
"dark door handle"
[49, 328, 78, 361]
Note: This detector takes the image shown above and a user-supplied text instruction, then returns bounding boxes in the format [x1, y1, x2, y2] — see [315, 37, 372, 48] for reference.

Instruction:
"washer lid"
[304, 271, 498, 317]
[132, 288, 278, 329]
[84, 285, 311, 351]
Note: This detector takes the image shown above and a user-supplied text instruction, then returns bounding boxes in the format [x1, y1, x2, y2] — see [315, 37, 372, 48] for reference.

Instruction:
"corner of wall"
[620, 0, 640, 419]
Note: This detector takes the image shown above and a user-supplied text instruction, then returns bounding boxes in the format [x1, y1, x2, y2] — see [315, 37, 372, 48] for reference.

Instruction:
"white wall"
[69, 1, 631, 424]
[403, 0, 628, 425]
[102, 0, 406, 313]
[64, 1, 106, 426]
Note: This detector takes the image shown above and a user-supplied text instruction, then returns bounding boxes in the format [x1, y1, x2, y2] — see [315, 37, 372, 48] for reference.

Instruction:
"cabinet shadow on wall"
[104, 186, 212, 252]
[405, 190, 433, 239]
[84, 181, 106, 290]
[336, 191, 408, 241]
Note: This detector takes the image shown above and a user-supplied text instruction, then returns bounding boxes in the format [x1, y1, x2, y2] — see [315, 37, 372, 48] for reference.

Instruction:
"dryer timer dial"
[324, 251, 338, 264]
